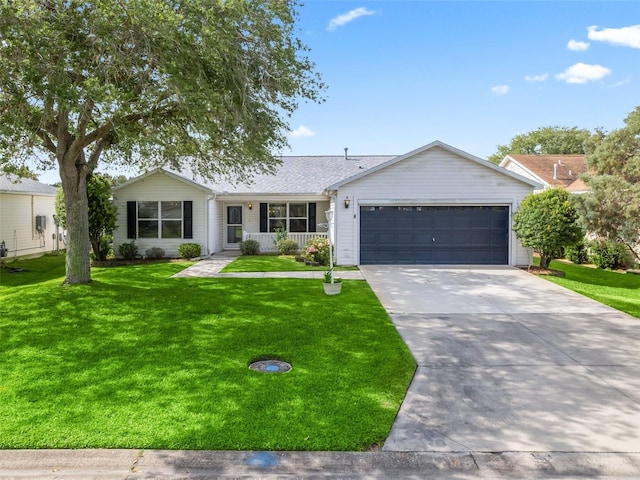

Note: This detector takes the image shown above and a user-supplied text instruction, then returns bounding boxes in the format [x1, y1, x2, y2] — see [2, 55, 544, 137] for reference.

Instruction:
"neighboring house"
[113, 141, 540, 266]
[499, 154, 588, 193]
[0, 174, 58, 259]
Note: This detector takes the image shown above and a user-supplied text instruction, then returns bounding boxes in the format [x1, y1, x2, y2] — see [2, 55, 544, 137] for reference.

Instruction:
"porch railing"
[243, 231, 328, 253]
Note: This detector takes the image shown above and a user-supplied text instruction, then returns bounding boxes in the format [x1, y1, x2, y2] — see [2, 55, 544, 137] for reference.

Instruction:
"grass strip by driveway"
[0, 255, 415, 451]
[221, 254, 359, 272]
[536, 259, 640, 319]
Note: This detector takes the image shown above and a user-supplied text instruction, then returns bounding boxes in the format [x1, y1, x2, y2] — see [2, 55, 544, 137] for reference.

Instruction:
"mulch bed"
[519, 265, 566, 277]
[92, 258, 190, 267]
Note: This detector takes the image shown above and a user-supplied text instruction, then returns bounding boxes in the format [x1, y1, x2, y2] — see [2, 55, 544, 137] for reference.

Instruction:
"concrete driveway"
[360, 265, 640, 453]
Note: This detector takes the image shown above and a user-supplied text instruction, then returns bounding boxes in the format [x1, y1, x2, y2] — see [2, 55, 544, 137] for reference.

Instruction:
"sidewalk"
[4, 449, 640, 479]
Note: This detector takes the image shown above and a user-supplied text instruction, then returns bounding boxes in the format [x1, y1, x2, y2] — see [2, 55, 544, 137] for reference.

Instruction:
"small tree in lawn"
[513, 188, 583, 268]
[56, 173, 117, 262]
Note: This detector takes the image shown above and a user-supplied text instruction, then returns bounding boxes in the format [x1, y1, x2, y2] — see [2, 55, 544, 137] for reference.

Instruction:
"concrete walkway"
[4, 263, 640, 478]
[172, 252, 365, 279]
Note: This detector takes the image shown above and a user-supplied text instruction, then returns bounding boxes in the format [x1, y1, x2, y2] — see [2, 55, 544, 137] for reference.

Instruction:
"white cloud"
[327, 7, 376, 32]
[525, 73, 549, 82]
[556, 63, 611, 84]
[567, 39, 590, 51]
[611, 77, 631, 88]
[491, 85, 509, 95]
[289, 125, 316, 139]
[587, 24, 640, 49]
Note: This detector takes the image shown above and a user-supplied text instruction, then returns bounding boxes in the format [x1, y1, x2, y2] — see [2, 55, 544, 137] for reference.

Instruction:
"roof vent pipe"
[553, 163, 558, 180]
[344, 147, 348, 160]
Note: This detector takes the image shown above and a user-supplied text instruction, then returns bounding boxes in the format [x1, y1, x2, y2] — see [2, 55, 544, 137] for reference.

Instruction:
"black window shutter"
[308, 202, 316, 232]
[183, 201, 193, 239]
[260, 203, 268, 232]
[127, 201, 136, 239]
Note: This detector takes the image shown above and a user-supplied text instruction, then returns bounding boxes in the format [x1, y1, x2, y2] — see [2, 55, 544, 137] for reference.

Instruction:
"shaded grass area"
[221, 255, 359, 273]
[536, 258, 640, 319]
[0, 255, 415, 450]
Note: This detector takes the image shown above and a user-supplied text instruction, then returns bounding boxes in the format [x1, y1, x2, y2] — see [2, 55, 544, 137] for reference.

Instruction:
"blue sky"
[285, 0, 640, 159]
[35, 1, 640, 183]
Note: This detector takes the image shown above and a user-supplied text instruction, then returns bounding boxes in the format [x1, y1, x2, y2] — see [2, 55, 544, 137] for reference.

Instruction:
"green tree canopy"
[0, 0, 323, 284]
[513, 188, 583, 268]
[488, 126, 594, 164]
[574, 107, 640, 262]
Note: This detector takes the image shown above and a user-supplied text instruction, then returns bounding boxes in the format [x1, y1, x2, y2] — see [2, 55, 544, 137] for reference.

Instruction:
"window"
[129, 201, 190, 239]
[289, 203, 307, 232]
[268, 203, 308, 232]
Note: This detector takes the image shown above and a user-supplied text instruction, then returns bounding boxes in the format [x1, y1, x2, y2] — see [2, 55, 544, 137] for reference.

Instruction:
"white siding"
[334, 146, 534, 266]
[503, 161, 546, 193]
[112, 172, 210, 257]
[0, 193, 57, 259]
[208, 197, 223, 253]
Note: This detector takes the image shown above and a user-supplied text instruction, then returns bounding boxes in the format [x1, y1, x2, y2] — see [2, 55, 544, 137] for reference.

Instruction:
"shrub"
[118, 241, 138, 260]
[239, 239, 260, 255]
[564, 240, 589, 264]
[145, 247, 165, 260]
[304, 237, 331, 266]
[178, 243, 201, 259]
[512, 188, 583, 268]
[589, 240, 629, 270]
[98, 237, 113, 261]
[277, 239, 299, 255]
[274, 227, 288, 245]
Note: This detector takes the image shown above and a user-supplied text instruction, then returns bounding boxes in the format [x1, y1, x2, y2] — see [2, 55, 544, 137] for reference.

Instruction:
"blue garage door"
[360, 206, 509, 265]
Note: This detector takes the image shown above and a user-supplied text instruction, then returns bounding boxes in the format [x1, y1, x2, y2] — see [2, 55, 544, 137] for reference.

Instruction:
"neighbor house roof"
[500, 154, 587, 192]
[0, 174, 57, 196]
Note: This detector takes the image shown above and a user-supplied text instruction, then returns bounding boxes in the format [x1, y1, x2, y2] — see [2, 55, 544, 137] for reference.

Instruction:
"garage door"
[360, 206, 509, 265]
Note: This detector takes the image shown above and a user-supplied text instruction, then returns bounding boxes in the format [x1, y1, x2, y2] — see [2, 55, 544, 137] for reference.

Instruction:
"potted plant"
[322, 270, 342, 295]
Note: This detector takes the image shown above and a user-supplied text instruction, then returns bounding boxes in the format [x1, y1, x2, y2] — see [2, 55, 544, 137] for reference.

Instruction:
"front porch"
[242, 231, 328, 253]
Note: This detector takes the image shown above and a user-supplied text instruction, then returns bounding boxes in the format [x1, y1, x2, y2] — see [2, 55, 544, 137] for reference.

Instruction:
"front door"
[226, 205, 243, 245]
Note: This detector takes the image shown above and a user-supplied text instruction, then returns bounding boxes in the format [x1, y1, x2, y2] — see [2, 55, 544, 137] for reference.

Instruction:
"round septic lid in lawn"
[249, 359, 292, 373]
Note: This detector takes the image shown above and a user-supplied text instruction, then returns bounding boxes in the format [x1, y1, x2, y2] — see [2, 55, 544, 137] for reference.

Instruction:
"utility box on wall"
[35, 215, 47, 233]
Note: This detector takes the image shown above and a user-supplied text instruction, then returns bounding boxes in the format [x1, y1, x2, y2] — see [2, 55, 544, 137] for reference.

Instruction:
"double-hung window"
[267, 203, 308, 232]
[260, 202, 316, 233]
[127, 201, 192, 239]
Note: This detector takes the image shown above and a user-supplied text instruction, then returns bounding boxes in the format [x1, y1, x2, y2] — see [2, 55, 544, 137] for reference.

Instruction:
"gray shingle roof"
[0, 174, 58, 195]
[171, 155, 396, 195]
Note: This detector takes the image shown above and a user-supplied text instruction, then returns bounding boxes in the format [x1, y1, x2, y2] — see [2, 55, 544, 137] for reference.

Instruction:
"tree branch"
[37, 130, 57, 153]
[56, 110, 69, 160]
[86, 136, 110, 173]
[77, 99, 95, 140]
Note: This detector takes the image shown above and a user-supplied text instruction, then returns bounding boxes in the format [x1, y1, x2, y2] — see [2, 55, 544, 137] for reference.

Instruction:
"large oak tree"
[0, 0, 323, 284]
[488, 126, 594, 164]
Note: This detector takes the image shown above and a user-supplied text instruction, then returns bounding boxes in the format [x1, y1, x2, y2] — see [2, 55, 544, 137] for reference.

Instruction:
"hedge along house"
[112, 141, 540, 265]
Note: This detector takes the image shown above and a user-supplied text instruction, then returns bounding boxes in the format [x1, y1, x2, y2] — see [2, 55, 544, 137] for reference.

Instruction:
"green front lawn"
[221, 254, 359, 272]
[538, 259, 640, 319]
[0, 255, 415, 450]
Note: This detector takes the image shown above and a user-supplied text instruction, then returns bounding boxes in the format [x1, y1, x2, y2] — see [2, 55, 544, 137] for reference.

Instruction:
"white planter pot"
[322, 282, 342, 295]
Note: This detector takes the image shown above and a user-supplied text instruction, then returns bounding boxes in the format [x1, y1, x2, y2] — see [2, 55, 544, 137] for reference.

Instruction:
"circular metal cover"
[249, 359, 292, 373]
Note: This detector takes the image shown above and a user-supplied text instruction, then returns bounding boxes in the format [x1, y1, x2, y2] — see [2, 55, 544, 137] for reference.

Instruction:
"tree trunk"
[539, 254, 552, 269]
[60, 166, 92, 285]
